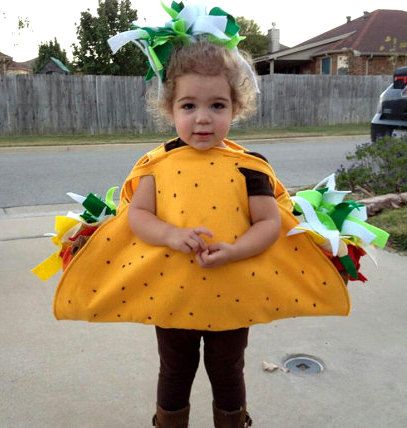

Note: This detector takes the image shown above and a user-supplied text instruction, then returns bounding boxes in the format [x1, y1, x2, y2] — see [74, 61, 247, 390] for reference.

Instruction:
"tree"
[236, 16, 268, 58]
[33, 38, 70, 73]
[72, 0, 147, 76]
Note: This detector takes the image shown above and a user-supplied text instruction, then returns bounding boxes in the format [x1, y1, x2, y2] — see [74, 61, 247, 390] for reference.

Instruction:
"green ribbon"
[339, 255, 359, 279]
[80, 187, 118, 224]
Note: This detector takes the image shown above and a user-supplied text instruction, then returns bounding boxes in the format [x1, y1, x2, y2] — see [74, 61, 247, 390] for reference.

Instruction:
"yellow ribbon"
[31, 216, 80, 281]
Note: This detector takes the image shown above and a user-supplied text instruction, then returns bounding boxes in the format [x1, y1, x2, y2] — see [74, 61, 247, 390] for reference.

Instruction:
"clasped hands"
[166, 226, 236, 268]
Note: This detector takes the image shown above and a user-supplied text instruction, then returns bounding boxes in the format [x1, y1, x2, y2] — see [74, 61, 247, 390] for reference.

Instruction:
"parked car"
[371, 66, 407, 142]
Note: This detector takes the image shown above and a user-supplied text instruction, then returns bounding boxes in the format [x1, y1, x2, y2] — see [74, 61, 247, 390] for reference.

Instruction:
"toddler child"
[49, 3, 353, 427]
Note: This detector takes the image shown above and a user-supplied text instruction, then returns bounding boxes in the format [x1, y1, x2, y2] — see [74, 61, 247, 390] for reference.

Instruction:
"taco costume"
[51, 139, 350, 330]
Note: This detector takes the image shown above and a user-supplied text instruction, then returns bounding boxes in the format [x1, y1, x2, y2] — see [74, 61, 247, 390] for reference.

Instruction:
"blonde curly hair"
[147, 40, 258, 125]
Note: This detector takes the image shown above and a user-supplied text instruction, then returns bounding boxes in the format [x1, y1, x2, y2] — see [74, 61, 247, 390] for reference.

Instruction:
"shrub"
[336, 137, 407, 195]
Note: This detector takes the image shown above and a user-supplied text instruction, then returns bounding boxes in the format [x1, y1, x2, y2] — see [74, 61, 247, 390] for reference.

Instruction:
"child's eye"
[181, 103, 195, 110]
[212, 102, 225, 110]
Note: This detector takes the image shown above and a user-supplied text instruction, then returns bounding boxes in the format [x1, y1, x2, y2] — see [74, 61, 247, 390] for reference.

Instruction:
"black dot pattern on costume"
[68, 149, 342, 330]
[235, 162, 239, 166]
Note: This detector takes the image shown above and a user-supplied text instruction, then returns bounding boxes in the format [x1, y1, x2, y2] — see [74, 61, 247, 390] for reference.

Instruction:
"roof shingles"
[298, 10, 407, 55]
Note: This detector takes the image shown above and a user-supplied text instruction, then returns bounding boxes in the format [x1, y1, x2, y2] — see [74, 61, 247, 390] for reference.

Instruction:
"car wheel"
[371, 125, 394, 142]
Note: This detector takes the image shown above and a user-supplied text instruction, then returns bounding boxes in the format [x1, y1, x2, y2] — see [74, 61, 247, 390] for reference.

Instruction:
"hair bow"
[107, 1, 258, 91]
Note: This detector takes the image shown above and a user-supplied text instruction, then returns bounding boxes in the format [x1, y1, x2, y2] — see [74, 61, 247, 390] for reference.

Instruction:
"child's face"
[171, 73, 233, 150]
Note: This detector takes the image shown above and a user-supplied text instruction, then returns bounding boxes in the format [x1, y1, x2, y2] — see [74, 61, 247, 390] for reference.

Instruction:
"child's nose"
[195, 109, 211, 124]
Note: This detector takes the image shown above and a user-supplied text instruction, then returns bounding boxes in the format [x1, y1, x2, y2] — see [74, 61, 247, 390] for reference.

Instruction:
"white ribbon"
[108, 29, 150, 54]
[289, 196, 341, 255]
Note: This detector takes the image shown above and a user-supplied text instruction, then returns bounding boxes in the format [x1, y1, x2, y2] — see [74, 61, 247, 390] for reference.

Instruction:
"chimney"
[268, 23, 280, 53]
[346, 16, 351, 23]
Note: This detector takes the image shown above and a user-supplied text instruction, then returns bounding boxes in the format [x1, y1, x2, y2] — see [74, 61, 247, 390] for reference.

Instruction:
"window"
[337, 55, 349, 75]
[321, 57, 331, 75]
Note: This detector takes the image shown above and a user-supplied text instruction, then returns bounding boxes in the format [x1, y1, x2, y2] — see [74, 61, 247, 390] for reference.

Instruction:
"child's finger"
[207, 243, 223, 252]
[186, 238, 201, 252]
[195, 250, 206, 266]
[193, 227, 213, 238]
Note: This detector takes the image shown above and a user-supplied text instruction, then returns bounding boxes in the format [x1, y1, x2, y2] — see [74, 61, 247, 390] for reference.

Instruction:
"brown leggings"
[155, 326, 249, 412]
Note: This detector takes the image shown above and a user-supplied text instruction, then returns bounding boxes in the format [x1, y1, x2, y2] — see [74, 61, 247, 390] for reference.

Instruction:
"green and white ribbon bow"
[108, 1, 259, 92]
[287, 174, 389, 256]
[66, 186, 118, 224]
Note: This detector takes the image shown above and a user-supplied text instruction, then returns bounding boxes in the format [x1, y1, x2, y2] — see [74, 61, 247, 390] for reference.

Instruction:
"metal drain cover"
[283, 355, 324, 374]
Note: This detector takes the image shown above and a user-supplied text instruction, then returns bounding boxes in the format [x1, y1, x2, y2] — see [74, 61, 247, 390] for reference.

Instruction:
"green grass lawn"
[369, 206, 407, 252]
[0, 123, 370, 148]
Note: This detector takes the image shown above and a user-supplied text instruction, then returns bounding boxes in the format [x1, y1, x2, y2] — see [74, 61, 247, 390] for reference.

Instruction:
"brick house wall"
[313, 52, 407, 75]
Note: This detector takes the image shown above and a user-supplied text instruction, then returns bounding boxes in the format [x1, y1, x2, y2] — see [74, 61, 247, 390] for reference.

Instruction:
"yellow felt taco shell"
[53, 140, 350, 330]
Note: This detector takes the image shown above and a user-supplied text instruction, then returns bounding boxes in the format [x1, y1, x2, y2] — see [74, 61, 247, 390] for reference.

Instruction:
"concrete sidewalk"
[1, 207, 407, 427]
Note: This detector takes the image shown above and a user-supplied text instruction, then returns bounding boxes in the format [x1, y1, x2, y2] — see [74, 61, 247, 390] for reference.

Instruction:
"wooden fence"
[0, 74, 392, 136]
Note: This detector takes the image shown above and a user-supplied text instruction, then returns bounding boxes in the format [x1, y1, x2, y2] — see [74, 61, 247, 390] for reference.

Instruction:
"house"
[0, 51, 12, 74]
[254, 9, 407, 75]
[38, 57, 70, 75]
[6, 60, 33, 75]
[0, 51, 35, 75]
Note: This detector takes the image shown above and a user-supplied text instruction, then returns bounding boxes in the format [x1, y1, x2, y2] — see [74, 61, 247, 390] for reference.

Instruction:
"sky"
[1, 0, 406, 62]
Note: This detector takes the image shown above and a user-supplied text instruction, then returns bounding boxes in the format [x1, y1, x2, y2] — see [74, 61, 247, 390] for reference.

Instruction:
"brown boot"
[212, 402, 253, 427]
[152, 404, 190, 428]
